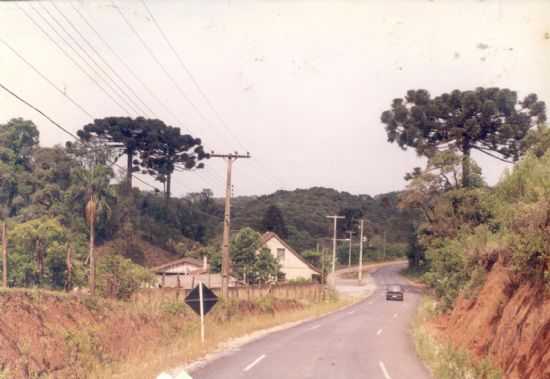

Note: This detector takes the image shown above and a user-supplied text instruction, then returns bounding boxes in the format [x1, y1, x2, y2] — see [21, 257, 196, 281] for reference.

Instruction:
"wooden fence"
[132, 283, 326, 306]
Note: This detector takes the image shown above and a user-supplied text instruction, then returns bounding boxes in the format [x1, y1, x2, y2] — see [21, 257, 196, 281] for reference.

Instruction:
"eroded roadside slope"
[433, 257, 550, 379]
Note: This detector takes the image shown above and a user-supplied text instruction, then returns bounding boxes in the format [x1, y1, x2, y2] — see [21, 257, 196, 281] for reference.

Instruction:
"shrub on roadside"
[96, 253, 155, 300]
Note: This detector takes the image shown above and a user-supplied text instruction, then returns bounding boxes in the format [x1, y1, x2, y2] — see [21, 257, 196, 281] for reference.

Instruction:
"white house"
[259, 232, 321, 281]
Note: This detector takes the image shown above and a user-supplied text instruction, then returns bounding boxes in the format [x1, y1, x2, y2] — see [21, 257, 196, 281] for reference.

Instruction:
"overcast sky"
[1, 0, 549, 197]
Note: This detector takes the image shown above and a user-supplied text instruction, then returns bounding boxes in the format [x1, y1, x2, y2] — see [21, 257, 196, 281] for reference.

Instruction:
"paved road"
[190, 263, 431, 379]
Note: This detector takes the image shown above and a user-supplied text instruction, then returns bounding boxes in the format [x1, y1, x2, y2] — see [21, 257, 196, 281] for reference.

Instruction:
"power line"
[112, 0, 212, 133]
[68, 2, 226, 188]
[35, 1, 142, 115]
[48, 1, 156, 117]
[0, 38, 94, 119]
[16, 2, 225, 193]
[0, 81, 162, 193]
[139, 0, 287, 190]
[16, 2, 130, 115]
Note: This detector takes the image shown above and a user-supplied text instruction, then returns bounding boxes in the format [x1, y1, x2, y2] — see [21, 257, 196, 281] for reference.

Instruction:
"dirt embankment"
[433, 257, 550, 379]
[0, 289, 303, 378]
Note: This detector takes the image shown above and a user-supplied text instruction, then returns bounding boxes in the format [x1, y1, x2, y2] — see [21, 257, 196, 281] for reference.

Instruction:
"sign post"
[185, 282, 218, 344]
[199, 282, 205, 343]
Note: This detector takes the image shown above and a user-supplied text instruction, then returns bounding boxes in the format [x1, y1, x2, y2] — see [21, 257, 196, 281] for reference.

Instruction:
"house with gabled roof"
[259, 232, 321, 282]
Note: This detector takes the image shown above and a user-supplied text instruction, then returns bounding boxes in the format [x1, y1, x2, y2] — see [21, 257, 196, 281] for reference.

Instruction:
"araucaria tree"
[139, 125, 208, 199]
[381, 88, 546, 187]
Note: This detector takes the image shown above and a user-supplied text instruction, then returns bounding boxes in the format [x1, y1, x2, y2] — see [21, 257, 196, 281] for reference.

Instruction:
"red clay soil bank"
[0, 290, 302, 378]
[434, 257, 550, 379]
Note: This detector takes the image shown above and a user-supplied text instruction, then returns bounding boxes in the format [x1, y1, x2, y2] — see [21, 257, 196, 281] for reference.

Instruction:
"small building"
[259, 232, 321, 282]
[152, 257, 205, 288]
[152, 257, 238, 289]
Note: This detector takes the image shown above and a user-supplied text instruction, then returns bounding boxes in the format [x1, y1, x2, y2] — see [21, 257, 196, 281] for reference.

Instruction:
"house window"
[277, 248, 285, 262]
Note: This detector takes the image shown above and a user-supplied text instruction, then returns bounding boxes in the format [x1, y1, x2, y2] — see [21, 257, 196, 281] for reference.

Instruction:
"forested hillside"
[230, 187, 419, 252]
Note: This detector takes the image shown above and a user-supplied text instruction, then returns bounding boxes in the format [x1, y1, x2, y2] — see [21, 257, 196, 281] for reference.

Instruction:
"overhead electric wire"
[0, 38, 94, 119]
[112, 0, 213, 133]
[16, 1, 224, 192]
[48, 0, 156, 118]
[0, 82, 159, 192]
[67, 2, 225, 190]
[16, 2, 131, 115]
[139, 0, 287, 190]
[35, 1, 142, 116]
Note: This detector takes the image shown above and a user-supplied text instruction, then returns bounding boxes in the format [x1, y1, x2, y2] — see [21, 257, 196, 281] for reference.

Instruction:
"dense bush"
[96, 253, 155, 300]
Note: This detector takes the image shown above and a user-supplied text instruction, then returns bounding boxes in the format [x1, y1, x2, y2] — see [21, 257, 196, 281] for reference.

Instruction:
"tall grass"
[412, 297, 502, 379]
[90, 296, 350, 379]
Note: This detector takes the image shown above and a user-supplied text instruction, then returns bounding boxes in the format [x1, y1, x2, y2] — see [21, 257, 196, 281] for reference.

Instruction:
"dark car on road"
[386, 284, 404, 301]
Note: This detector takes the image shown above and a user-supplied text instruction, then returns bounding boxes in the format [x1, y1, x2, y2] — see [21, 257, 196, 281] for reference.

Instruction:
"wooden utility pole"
[210, 152, 251, 298]
[347, 231, 354, 267]
[358, 220, 365, 285]
[2, 222, 7, 288]
[326, 215, 344, 277]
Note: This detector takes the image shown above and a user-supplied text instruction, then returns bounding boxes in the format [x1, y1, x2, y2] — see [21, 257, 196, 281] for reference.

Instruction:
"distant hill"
[229, 187, 420, 252]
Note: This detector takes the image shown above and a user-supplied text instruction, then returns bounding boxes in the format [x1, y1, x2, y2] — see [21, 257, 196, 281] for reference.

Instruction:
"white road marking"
[393, 313, 398, 318]
[308, 324, 321, 331]
[368, 301, 373, 305]
[243, 354, 266, 372]
[379, 361, 393, 379]
[376, 328, 383, 336]
[347, 310, 355, 315]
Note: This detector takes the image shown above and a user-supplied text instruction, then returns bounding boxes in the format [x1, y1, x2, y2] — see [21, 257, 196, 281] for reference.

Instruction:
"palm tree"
[69, 143, 115, 296]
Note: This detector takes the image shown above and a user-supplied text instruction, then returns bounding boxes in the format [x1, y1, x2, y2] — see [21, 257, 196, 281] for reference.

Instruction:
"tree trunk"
[89, 219, 96, 296]
[65, 245, 73, 291]
[2, 222, 7, 288]
[36, 239, 43, 284]
[462, 145, 471, 188]
[126, 150, 134, 190]
[165, 172, 171, 200]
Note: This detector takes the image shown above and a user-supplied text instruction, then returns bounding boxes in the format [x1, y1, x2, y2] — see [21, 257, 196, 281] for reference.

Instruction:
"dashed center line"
[393, 313, 398, 318]
[368, 301, 374, 305]
[379, 361, 393, 379]
[243, 354, 266, 372]
[308, 324, 321, 331]
[347, 310, 355, 315]
[376, 329, 383, 336]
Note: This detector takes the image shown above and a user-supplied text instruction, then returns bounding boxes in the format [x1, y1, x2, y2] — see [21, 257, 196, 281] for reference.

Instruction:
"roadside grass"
[90, 295, 351, 379]
[412, 296, 502, 379]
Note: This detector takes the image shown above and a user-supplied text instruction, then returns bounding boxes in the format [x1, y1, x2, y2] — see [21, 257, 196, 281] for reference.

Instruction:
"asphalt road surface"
[190, 263, 431, 379]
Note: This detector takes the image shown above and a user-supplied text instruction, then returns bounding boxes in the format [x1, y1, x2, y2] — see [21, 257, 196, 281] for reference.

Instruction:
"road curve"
[191, 263, 430, 379]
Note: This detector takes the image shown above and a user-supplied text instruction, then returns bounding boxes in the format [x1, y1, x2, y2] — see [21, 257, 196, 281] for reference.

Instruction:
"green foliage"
[254, 247, 281, 284]
[261, 205, 288, 239]
[232, 187, 420, 253]
[8, 217, 85, 289]
[96, 253, 155, 300]
[230, 228, 281, 284]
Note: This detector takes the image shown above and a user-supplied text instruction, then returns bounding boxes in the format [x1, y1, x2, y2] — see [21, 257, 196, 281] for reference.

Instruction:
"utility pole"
[358, 220, 365, 285]
[347, 231, 354, 267]
[326, 215, 344, 278]
[2, 222, 7, 288]
[210, 152, 251, 298]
